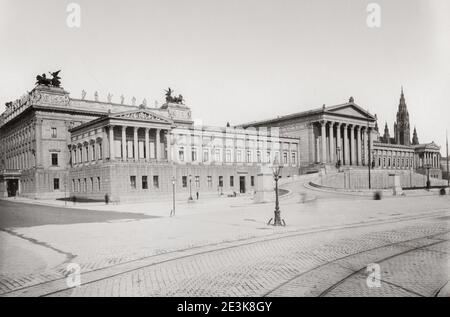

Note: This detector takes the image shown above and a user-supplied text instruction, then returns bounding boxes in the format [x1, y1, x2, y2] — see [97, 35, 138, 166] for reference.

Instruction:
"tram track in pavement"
[2, 209, 450, 297]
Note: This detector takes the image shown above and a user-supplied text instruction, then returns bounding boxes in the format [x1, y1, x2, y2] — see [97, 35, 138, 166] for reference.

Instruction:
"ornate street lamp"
[268, 161, 285, 226]
[188, 174, 193, 201]
[170, 176, 176, 217]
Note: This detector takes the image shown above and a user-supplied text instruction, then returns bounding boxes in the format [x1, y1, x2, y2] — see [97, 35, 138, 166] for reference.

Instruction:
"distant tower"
[383, 122, 391, 144]
[394, 87, 411, 145]
[412, 126, 419, 145]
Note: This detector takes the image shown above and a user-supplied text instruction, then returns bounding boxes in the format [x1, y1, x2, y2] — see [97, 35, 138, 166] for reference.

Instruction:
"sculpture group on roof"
[35, 70, 62, 88]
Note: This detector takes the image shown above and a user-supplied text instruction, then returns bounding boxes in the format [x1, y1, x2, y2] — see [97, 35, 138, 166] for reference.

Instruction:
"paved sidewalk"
[1, 179, 449, 296]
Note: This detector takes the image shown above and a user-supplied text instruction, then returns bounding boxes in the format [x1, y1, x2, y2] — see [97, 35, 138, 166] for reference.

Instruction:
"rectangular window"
[84, 178, 87, 192]
[246, 151, 251, 163]
[215, 149, 221, 162]
[97, 177, 101, 191]
[98, 144, 102, 159]
[179, 147, 185, 161]
[230, 176, 234, 187]
[266, 151, 271, 163]
[195, 176, 200, 188]
[251, 176, 255, 187]
[53, 178, 60, 190]
[139, 141, 145, 159]
[192, 148, 197, 161]
[237, 150, 242, 163]
[130, 176, 136, 189]
[51, 153, 58, 166]
[90, 177, 94, 191]
[226, 149, 232, 163]
[153, 176, 159, 188]
[283, 152, 288, 164]
[219, 176, 223, 187]
[142, 176, 148, 189]
[72, 179, 75, 192]
[203, 149, 209, 162]
[207, 176, 212, 188]
[92, 144, 96, 161]
[291, 153, 296, 165]
[85, 146, 89, 162]
[182, 176, 187, 188]
[51, 127, 57, 138]
[127, 141, 133, 158]
[257, 151, 261, 163]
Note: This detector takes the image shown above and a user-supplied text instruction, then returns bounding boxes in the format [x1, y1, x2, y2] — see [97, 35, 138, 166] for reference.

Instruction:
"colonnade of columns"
[417, 151, 441, 168]
[316, 121, 374, 166]
[107, 125, 171, 162]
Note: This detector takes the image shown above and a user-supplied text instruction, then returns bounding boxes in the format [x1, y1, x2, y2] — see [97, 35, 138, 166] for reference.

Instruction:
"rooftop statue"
[165, 87, 184, 104]
[35, 70, 62, 87]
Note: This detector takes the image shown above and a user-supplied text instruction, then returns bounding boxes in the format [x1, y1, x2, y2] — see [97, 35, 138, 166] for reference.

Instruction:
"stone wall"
[314, 169, 448, 190]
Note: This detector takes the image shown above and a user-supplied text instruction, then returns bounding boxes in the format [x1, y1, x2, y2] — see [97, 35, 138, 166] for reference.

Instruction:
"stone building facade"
[0, 74, 444, 200]
[0, 80, 299, 201]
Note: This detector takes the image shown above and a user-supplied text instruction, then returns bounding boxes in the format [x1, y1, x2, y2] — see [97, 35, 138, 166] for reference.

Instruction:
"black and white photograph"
[0, 0, 449, 302]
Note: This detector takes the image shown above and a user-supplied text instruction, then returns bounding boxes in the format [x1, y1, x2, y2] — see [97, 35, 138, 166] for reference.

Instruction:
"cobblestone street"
[1, 181, 449, 297]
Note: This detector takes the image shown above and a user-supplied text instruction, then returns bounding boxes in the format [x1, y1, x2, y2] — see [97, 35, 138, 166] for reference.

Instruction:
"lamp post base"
[267, 209, 286, 226]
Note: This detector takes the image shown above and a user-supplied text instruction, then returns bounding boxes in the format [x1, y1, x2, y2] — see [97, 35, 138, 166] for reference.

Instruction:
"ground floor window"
[97, 177, 101, 191]
[90, 177, 94, 191]
[207, 176, 212, 188]
[153, 175, 159, 188]
[230, 176, 234, 187]
[142, 176, 148, 189]
[218, 176, 223, 187]
[53, 178, 60, 190]
[195, 176, 200, 188]
[130, 176, 136, 189]
[182, 176, 187, 188]
[251, 176, 255, 187]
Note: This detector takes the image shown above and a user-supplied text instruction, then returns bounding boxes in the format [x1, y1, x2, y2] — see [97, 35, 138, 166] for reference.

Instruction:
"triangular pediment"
[326, 103, 376, 121]
[111, 110, 173, 124]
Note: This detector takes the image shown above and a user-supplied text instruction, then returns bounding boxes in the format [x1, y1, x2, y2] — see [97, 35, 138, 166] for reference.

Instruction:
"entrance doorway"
[7, 179, 19, 197]
[239, 176, 246, 194]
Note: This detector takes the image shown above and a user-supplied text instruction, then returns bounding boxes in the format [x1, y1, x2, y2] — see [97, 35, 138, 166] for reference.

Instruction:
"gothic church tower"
[394, 87, 411, 146]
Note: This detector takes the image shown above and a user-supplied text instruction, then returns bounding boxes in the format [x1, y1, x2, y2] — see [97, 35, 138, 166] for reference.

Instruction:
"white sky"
[1, 0, 449, 154]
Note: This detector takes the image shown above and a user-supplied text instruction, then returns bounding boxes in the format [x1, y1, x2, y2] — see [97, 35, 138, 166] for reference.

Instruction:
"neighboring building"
[0, 76, 299, 201]
[239, 90, 443, 179]
[238, 97, 378, 172]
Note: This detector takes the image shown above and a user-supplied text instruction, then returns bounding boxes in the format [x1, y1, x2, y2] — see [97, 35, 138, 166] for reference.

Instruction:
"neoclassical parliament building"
[0, 72, 443, 201]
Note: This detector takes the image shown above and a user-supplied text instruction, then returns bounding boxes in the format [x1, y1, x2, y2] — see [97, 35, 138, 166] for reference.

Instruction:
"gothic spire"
[412, 126, 419, 145]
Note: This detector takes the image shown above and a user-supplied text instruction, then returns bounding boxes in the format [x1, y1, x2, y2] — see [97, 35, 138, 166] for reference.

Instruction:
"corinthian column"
[156, 129, 161, 161]
[343, 124, 349, 165]
[350, 125, 355, 166]
[122, 126, 127, 161]
[109, 125, 115, 160]
[133, 127, 139, 161]
[329, 122, 334, 162]
[356, 126, 362, 166]
[321, 121, 326, 163]
[145, 128, 150, 161]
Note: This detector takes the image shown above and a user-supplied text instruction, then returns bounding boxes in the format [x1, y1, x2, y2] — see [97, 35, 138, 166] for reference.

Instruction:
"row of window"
[130, 175, 160, 189]
[128, 175, 255, 190]
[72, 177, 101, 193]
[178, 148, 296, 164]
[377, 157, 413, 168]
[72, 144, 103, 164]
